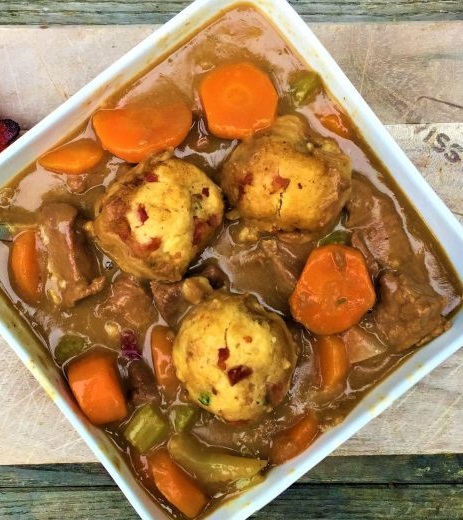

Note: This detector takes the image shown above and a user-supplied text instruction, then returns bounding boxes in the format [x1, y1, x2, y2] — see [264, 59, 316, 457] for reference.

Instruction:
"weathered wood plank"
[250, 485, 463, 520]
[3, 454, 463, 488]
[0, 488, 138, 520]
[2, 483, 463, 520]
[0, 0, 462, 25]
[1, 23, 462, 130]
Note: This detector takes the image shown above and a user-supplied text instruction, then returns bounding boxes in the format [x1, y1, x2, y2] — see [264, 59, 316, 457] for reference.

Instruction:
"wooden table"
[1, 2, 463, 518]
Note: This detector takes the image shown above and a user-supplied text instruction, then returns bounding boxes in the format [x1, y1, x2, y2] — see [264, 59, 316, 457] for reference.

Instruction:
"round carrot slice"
[38, 138, 104, 175]
[289, 244, 376, 335]
[10, 230, 41, 303]
[92, 102, 193, 163]
[199, 61, 278, 140]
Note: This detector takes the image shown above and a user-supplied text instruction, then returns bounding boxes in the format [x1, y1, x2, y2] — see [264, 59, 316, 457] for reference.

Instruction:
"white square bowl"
[0, 0, 462, 519]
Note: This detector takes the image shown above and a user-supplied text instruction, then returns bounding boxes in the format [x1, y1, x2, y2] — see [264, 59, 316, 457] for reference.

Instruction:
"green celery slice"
[124, 403, 168, 453]
[290, 71, 321, 106]
[170, 405, 199, 433]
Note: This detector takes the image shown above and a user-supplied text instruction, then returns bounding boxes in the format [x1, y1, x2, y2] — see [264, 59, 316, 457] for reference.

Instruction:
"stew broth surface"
[0, 5, 462, 519]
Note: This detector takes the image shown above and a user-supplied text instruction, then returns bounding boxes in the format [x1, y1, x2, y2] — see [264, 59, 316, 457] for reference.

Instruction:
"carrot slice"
[318, 112, 353, 139]
[92, 102, 192, 163]
[38, 138, 104, 174]
[315, 335, 349, 390]
[269, 413, 319, 464]
[9, 230, 41, 303]
[67, 351, 128, 425]
[149, 448, 208, 518]
[289, 244, 376, 335]
[151, 325, 180, 399]
[199, 61, 278, 140]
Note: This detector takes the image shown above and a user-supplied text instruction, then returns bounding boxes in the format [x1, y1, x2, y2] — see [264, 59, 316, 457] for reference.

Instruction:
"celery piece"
[170, 405, 199, 433]
[318, 229, 351, 247]
[54, 335, 87, 366]
[168, 434, 267, 493]
[290, 71, 321, 106]
[124, 403, 168, 453]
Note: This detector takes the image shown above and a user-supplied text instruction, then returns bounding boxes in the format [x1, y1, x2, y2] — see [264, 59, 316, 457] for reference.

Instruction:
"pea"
[54, 335, 87, 366]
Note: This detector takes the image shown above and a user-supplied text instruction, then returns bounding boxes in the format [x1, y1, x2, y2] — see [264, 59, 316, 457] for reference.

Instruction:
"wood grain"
[2, 22, 462, 130]
[3, 454, 463, 487]
[3, 457, 463, 520]
[0, 0, 462, 24]
[0, 22, 462, 466]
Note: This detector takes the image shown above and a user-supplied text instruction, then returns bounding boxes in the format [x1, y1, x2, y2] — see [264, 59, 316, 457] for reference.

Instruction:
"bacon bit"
[202, 187, 210, 197]
[266, 382, 285, 406]
[137, 204, 149, 224]
[193, 217, 207, 246]
[145, 237, 162, 251]
[217, 347, 230, 370]
[107, 197, 128, 220]
[238, 173, 254, 199]
[271, 174, 290, 193]
[145, 172, 159, 182]
[243, 172, 253, 185]
[0, 119, 20, 153]
[208, 214, 219, 228]
[298, 182, 303, 189]
[227, 365, 253, 386]
[243, 336, 253, 343]
[115, 217, 131, 240]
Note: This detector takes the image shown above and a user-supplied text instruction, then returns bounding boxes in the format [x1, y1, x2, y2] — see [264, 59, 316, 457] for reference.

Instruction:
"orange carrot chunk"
[92, 102, 192, 163]
[318, 112, 353, 139]
[149, 448, 208, 518]
[199, 61, 278, 140]
[9, 230, 41, 303]
[289, 244, 376, 335]
[270, 413, 319, 464]
[151, 325, 180, 399]
[38, 138, 104, 174]
[67, 351, 128, 425]
[315, 335, 350, 390]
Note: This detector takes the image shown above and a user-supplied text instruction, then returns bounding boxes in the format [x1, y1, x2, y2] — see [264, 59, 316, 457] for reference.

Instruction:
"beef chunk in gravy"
[39, 202, 105, 307]
[374, 271, 448, 351]
[96, 275, 156, 330]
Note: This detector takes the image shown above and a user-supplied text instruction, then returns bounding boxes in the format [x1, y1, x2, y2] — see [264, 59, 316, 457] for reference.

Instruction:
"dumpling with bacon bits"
[221, 115, 351, 234]
[87, 152, 224, 281]
[173, 293, 298, 422]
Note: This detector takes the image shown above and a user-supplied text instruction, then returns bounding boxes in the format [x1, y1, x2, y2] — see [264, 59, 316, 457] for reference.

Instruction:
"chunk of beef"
[96, 275, 156, 330]
[341, 325, 388, 364]
[346, 176, 416, 274]
[127, 360, 159, 408]
[199, 263, 228, 290]
[151, 280, 186, 327]
[39, 202, 104, 307]
[234, 238, 308, 314]
[373, 271, 448, 351]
